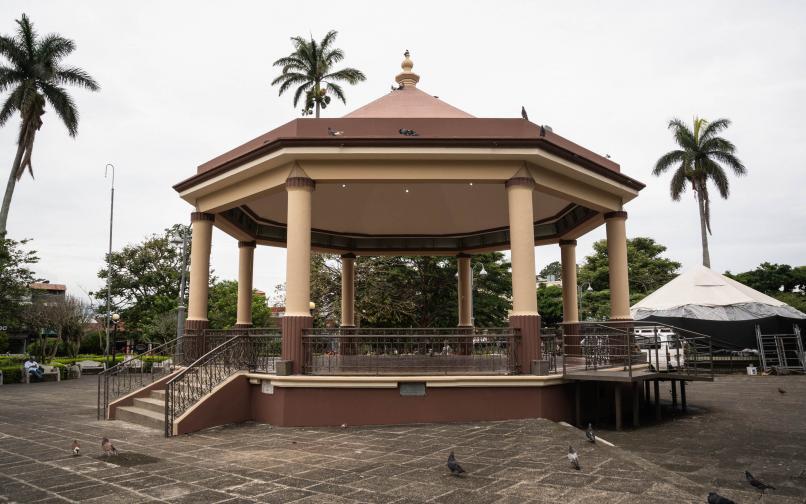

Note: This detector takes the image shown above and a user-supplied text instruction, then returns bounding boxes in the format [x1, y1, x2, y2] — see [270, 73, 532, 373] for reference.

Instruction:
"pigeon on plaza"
[707, 492, 736, 504]
[586, 423, 596, 443]
[567, 446, 580, 470]
[745, 471, 775, 493]
[71, 440, 80, 456]
[777, 387, 786, 394]
[447, 450, 466, 476]
[521, 106, 528, 120]
[327, 127, 344, 137]
[101, 437, 118, 456]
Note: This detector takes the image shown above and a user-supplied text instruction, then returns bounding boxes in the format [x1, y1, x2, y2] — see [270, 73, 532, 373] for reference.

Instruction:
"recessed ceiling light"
[469, 182, 474, 186]
[341, 184, 347, 188]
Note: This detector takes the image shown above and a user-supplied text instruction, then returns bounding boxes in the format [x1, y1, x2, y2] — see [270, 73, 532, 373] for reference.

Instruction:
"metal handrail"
[164, 332, 281, 437]
[97, 337, 180, 420]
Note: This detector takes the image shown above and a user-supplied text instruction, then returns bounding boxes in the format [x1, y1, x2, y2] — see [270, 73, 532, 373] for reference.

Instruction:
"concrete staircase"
[115, 389, 165, 430]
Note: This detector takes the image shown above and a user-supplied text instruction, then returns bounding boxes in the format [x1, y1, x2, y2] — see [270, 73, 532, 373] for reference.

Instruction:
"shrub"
[0, 365, 23, 384]
[0, 332, 9, 353]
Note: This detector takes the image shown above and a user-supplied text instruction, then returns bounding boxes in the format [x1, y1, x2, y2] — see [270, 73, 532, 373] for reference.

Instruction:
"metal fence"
[302, 327, 521, 375]
[97, 337, 180, 420]
[164, 331, 281, 437]
[560, 321, 714, 379]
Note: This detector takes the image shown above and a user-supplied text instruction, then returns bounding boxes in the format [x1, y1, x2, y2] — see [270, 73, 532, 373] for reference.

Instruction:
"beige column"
[605, 211, 631, 320]
[559, 240, 579, 323]
[235, 241, 256, 327]
[506, 177, 538, 315]
[186, 212, 214, 329]
[457, 254, 472, 327]
[284, 177, 315, 317]
[340, 253, 356, 327]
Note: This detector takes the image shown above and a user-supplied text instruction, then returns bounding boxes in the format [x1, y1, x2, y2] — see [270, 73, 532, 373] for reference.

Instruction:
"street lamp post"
[470, 262, 488, 326]
[109, 313, 120, 367]
[172, 231, 190, 341]
[578, 282, 593, 321]
[103, 164, 115, 365]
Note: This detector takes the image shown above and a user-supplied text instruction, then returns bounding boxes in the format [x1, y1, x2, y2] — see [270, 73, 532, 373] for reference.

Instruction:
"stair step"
[133, 396, 165, 413]
[149, 389, 166, 400]
[116, 406, 164, 430]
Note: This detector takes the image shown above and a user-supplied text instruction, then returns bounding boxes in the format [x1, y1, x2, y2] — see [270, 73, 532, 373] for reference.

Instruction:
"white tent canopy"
[631, 265, 806, 321]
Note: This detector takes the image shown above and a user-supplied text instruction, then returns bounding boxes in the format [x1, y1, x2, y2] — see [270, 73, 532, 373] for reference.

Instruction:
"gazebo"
[169, 52, 645, 430]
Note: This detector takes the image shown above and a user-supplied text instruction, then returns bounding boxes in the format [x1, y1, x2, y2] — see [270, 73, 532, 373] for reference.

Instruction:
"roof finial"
[395, 49, 419, 88]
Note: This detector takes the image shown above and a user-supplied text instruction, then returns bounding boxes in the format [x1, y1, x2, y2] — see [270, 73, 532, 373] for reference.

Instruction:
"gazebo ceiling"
[177, 51, 644, 254]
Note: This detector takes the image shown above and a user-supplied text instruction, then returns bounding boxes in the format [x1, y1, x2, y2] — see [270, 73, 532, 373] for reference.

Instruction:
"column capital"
[604, 210, 628, 221]
[341, 253, 356, 259]
[559, 239, 577, 247]
[505, 177, 536, 189]
[238, 240, 257, 249]
[286, 177, 316, 191]
[190, 212, 215, 223]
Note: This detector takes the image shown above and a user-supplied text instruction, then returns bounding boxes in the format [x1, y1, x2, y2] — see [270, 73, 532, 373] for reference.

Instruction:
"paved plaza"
[1, 375, 805, 503]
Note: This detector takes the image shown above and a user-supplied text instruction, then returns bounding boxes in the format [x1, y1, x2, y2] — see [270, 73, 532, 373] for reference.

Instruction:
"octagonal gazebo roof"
[175, 52, 644, 254]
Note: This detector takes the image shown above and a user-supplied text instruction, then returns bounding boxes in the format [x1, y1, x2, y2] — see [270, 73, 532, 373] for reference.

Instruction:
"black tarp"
[641, 315, 804, 350]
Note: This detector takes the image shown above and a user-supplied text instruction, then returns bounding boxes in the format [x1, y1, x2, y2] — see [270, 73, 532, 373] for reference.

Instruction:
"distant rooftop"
[30, 282, 66, 292]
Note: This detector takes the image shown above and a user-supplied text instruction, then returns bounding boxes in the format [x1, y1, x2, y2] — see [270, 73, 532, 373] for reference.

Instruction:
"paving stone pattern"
[0, 375, 802, 503]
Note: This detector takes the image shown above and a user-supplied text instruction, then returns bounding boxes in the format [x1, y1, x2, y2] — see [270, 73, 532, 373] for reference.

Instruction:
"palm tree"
[271, 30, 365, 118]
[653, 117, 746, 268]
[0, 13, 99, 237]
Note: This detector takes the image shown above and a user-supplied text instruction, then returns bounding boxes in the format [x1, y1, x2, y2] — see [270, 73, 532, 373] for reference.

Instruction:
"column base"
[185, 319, 209, 331]
[509, 315, 541, 374]
[281, 316, 313, 374]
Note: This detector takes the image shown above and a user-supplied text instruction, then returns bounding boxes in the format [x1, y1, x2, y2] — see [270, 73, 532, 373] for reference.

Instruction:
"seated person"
[24, 357, 44, 380]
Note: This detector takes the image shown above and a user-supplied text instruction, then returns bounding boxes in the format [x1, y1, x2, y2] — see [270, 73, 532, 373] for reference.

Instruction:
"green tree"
[653, 117, 746, 267]
[92, 225, 192, 338]
[0, 237, 39, 328]
[308, 252, 512, 328]
[539, 261, 562, 281]
[0, 14, 99, 236]
[271, 30, 366, 118]
[578, 237, 681, 295]
[207, 280, 274, 329]
[536, 285, 563, 325]
[726, 263, 806, 315]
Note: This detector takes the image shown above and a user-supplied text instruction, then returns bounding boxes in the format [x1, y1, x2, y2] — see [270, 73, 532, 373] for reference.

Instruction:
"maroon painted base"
[281, 316, 313, 374]
[509, 315, 541, 373]
[173, 375, 577, 434]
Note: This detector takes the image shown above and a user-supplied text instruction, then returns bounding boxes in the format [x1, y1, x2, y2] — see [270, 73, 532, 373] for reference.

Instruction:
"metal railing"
[302, 327, 521, 375]
[164, 331, 281, 437]
[540, 329, 562, 374]
[560, 321, 714, 379]
[97, 337, 180, 420]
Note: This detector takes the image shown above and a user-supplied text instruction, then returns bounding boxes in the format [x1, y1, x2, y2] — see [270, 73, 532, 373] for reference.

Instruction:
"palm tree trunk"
[696, 183, 711, 268]
[0, 140, 27, 237]
[314, 82, 321, 118]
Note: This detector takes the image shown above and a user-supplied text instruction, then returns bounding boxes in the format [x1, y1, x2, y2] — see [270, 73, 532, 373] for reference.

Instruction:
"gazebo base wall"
[249, 383, 575, 427]
[509, 315, 541, 372]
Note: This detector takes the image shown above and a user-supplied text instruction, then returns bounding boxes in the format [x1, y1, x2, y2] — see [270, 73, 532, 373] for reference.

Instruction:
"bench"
[76, 360, 106, 376]
[23, 365, 61, 383]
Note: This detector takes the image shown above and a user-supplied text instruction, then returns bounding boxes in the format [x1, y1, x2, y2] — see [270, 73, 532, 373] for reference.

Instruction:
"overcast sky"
[1, 1, 804, 304]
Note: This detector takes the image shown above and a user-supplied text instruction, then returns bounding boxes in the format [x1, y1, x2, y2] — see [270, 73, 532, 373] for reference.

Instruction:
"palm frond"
[0, 66, 27, 92]
[652, 149, 686, 176]
[324, 47, 345, 65]
[699, 118, 731, 142]
[272, 55, 305, 70]
[0, 83, 26, 126]
[274, 73, 311, 95]
[0, 35, 26, 67]
[325, 81, 346, 104]
[319, 30, 339, 53]
[700, 136, 735, 154]
[39, 82, 78, 136]
[703, 158, 730, 199]
[667, 118, 696, 150]
[36, 34, 75, 65]
[669, 164, 689, 201]
[54, 66, 99, 91]
[16, 14, 36, 59]
[709, 151, 746, 176]
[292, 82, 312, 107]
[323, 67, 366, 84]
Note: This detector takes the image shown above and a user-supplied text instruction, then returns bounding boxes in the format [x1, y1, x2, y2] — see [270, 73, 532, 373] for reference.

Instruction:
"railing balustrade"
[97, 337, 180, 420]
[302, 327, 521, 375]
[164, 331, 281, 437]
